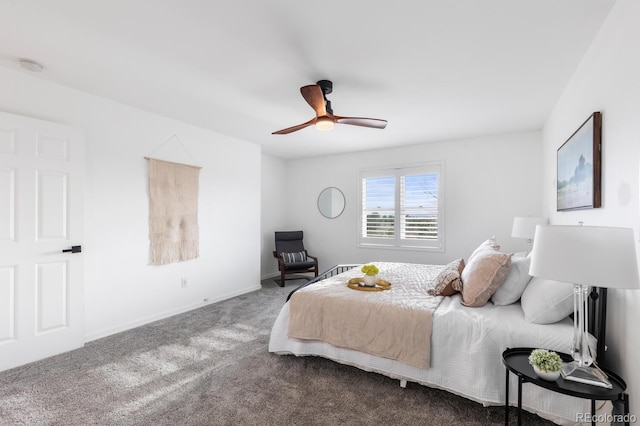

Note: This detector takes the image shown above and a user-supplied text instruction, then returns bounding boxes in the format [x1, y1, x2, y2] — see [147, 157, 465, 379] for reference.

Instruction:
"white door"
[0, 111, 84, 371]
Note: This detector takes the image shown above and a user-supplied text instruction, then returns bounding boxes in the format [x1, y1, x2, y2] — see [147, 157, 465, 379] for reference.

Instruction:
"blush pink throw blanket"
[288, 262, 444, 369]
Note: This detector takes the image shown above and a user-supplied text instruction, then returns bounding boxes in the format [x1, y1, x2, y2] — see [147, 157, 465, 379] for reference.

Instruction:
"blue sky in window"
[365, 176, 394, 209]
[405, 174, 438, 208]
[365, 174, 438, 209]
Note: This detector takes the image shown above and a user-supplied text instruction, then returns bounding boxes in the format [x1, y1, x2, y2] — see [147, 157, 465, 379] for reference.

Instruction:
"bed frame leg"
[400, 379, 407, 388]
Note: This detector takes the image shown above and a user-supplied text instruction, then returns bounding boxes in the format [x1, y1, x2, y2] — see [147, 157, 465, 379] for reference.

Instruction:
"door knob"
[62, 245, 82, 253]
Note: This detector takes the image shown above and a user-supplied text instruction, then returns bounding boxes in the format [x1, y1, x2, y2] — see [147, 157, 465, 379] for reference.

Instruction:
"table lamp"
[529, 224, 640, 387]
[511, 217, 548, 253]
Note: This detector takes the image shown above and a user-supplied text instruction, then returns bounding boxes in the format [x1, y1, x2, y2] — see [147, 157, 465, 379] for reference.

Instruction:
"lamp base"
[561, 362, 612, 389]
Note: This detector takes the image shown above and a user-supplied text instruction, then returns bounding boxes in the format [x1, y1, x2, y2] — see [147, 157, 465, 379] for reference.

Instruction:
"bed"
[269, 239, 611, 425]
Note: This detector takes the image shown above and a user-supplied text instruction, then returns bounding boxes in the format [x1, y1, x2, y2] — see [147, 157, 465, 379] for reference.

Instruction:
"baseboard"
[84, 284, 262, 343]
[261, 272, 280, 280]
[260, 272, 315, 281]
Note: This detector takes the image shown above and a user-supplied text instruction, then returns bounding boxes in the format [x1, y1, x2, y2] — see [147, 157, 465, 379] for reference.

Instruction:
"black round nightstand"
[502, 347, 629, 426]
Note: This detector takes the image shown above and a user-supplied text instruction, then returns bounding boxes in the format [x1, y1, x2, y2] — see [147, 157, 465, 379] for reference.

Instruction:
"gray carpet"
[0, 278, 553, 425]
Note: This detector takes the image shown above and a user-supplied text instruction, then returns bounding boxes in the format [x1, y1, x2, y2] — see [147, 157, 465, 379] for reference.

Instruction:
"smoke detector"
[19, 58, 45, 72]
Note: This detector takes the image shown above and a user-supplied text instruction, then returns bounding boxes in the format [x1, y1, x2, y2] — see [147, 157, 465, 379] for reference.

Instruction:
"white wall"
[261, 154, 288, 278]
[0, 66, 261, 341]
[542, 0, 640, 411]
[261, 131, 543, 275]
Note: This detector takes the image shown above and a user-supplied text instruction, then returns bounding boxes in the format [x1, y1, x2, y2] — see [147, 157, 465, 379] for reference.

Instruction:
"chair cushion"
[284, 261, 317, 271]
[281, 251, 307, 264]
[275, 231, 304, 241]
[275, 231, 306, 254]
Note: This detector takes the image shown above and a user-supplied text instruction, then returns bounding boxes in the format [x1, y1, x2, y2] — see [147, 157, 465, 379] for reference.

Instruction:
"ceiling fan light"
[315, 117, 335, 131]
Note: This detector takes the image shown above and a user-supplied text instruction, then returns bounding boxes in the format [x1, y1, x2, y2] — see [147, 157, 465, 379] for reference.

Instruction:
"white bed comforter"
[270, 277, 598, 425]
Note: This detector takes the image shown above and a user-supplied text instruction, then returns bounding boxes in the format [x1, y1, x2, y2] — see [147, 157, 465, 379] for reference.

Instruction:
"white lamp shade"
[511, 217, 548, 240]
[530, 225, 640, 289]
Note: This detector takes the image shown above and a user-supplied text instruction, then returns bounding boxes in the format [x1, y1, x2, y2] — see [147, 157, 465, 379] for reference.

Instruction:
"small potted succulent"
[528, 349, 563, 381]
[361, 264, 380, 287]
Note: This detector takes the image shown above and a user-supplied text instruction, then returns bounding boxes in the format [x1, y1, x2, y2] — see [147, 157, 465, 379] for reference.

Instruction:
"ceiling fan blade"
[272, 117, 317, 135]
[334, 116, 388, 129]
[300, 85, 327, 117]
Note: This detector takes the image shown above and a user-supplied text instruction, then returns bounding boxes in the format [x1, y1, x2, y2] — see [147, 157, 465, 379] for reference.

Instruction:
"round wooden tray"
[347, 277, 392, 291]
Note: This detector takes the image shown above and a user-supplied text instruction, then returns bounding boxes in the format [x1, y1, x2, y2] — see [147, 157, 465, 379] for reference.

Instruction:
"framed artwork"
[557, 112, 602, 211]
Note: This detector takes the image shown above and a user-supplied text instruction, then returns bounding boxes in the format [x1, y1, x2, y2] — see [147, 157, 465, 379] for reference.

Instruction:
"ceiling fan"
[272, 80, 387, 134]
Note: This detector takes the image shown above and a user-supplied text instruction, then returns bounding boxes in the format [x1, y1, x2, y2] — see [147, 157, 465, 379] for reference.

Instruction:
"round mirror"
[318, 187, 345, 219]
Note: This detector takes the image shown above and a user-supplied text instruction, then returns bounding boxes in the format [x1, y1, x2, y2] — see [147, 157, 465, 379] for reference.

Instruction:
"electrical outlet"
[180, 278, 188, 288]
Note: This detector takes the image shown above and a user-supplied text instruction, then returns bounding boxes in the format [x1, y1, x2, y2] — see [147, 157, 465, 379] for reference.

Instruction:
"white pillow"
[520, 276, 574, 324]
[491, 254, 532, 306]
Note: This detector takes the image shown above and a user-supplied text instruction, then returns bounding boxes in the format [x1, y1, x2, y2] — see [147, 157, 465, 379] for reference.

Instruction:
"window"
[358, 163, 444, 251]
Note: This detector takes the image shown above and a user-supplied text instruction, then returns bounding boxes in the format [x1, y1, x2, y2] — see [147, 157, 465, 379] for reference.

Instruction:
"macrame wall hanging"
[145, 135, 201, 265]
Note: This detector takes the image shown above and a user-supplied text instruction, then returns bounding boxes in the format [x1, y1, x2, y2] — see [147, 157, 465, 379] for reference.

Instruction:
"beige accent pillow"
[428, 259, 465, 296]
[468, 236, 500, 263]
[460, 250, 511, 307]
